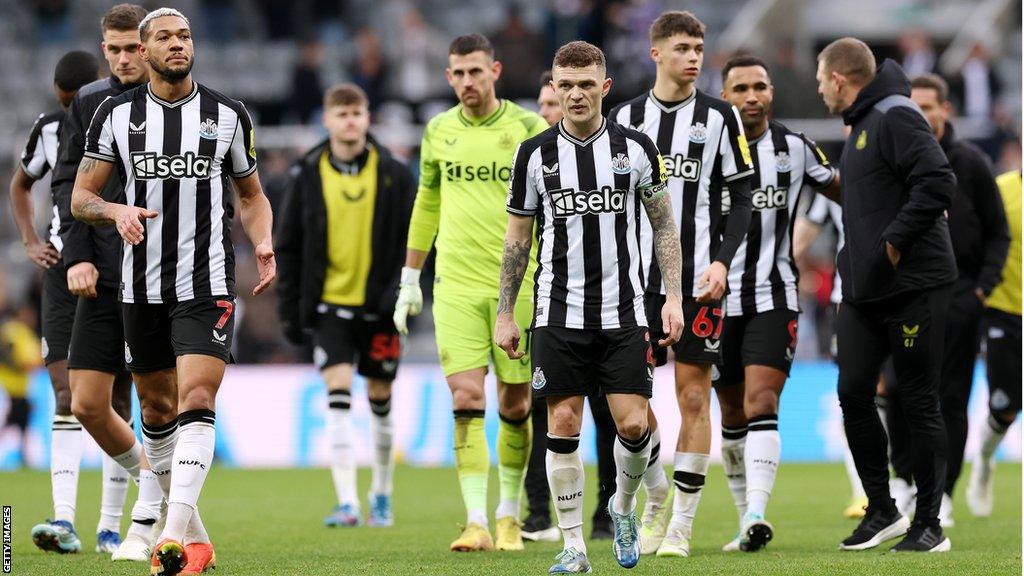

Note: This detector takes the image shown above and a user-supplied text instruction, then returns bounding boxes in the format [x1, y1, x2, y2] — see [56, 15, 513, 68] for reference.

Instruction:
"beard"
[149, 56, 193, 82]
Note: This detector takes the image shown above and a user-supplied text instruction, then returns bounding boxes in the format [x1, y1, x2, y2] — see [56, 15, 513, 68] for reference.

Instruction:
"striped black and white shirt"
[84, 82, 257, 304]
[507, 119, 667, 330]
[611, 90, 754, 297]
[802, 192, 844, 305]
[20, 110, 65, 252]
[724, 121, 836, 316]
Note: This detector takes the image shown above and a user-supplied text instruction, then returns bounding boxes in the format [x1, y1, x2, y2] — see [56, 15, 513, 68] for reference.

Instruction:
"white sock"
[127, 468, 164, 540]
[981, 414, 1011, 460]
[721, 425, 748, 522]
[98, 452, 130, 533]
[843, 436, 866, 499]
[613, 429, 651, 515]
[745, 414, 780, 518]
[113, 442, 143, 481]
[327, 391, 358, 507]
[185, 508, 210, 544]
[369, 397, 394, 496]
[547, 434, 585, 554]
[163, 410, 216, 542]
[51, 415, 83, 524]
[668, 452, 709, 537]
[643, 427, 669, 503]
[142, 418, 179, 498]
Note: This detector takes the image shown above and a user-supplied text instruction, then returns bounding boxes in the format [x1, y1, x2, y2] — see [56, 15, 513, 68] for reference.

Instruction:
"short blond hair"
[323, 83, 369, 109]
[818, 37, 876, 85]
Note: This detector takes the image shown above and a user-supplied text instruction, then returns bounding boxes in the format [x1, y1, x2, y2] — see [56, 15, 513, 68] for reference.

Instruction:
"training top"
[408, 100, 547, 297]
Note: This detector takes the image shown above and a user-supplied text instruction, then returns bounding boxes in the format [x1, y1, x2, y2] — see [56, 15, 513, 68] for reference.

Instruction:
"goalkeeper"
[393, 33, 546, 553]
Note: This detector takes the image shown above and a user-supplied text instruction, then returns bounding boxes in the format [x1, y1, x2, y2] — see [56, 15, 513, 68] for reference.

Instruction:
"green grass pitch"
[4, 463, 1020, 575]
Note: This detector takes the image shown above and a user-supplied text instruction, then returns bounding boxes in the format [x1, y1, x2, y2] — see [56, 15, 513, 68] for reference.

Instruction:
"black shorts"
[530, 326, 653, 399]
[717, 309, 799, 387]
[41, 263, 76, 365]
[68, 286, 127, 374]
[646, 293, 724, 366]
[122, 297, 235, 373]
[313, 305, 401, 380]
[985, 309, 1022, 415]
[3, 397, 30, 431]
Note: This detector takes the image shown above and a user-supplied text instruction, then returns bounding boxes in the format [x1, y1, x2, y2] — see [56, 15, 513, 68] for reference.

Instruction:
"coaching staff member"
[816, 38, 957, 553]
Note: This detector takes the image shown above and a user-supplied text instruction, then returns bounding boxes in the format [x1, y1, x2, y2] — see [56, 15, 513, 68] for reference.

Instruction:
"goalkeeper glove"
[393, 266, 423, 335]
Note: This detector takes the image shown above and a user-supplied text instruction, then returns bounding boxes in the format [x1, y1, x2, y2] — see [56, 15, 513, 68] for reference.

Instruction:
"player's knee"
[500, 396, 531, 422]
[549, 403, 581, 436]
[111, 394, 132, 421]
[180, 387, 217, 413]
[70, 395, 103, 426]
[719, 401, 746, 428]
[140, 396, 176, 426]
[451, 386, 485, 411]
[679, 385, 707, 416]
[53, 387, 73, 416]
[746, 389, 778, 418]
[993, 410, 1018, 428]
[615, 416, 648, 442]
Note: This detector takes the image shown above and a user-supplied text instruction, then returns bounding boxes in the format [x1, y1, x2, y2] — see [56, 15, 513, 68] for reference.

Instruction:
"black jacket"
[54, 76, 140, 288]
[275, 136, 415, 343]
[940, 122, 1010, 295]
[838, 59, 957, 303]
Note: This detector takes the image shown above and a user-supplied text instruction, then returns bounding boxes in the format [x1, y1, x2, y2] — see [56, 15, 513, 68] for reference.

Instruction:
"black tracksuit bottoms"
[837, 284, 952, 522]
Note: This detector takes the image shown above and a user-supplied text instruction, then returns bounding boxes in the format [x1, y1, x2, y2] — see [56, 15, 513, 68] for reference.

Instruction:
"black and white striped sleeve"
[83, 98, 117, 163]
[506, 142, 538, 216]
[226, 102, 258, 178]
[719, 105, 755, 182]
[635, 133, 668, 203]
[803, 192, 833, 226]
[20, 114, 51, 179]
[800, 134, 836, 189]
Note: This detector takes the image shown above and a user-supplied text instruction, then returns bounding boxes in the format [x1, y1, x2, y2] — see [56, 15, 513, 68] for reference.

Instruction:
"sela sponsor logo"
[131, 151, 212, 180]
[443, 161, 511, 183]
[557, 490, 583, 502]
[611, 152, 631, 174]
[198, 118, 219, 140]
[775, 151, 792, 172]
[750, 185, 789, 211]
[532, 367, 547, 390]
[178, 459, 207, 470]
[663, 154, 701, 182]
[550, 186, 627, 218]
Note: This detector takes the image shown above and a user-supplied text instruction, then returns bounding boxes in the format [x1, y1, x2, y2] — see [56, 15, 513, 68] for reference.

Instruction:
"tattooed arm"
[494, 213, 534, 359]
[642, 188, 685, 346]
[71, 157, 156, 245]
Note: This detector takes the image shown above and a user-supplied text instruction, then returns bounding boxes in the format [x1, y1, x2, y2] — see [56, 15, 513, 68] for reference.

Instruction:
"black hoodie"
[939, 122, 1010, 295]
[838, 59, 957, 303]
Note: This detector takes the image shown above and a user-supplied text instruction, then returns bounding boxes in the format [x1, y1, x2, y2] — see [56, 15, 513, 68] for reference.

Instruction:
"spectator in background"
[31, 0, 71, 44]
[899, 30, 937, 77]
[950, 43, 1003, 120]
[389, 5, 449, 122]
[771, 40, 828, 118]
[491, 5, 545, 101]
[350, 28, 389, 112]
[287, 39, 326, 124]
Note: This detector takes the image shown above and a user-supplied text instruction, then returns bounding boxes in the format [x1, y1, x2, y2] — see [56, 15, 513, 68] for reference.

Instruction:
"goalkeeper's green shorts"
[433, 292, 534, 383]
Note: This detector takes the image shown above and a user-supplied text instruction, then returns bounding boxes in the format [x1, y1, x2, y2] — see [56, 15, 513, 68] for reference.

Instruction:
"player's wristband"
[400, 266, 421, 286]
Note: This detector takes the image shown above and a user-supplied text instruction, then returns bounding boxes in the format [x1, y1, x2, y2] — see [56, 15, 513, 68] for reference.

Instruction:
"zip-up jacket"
[838, 59, 957, 303]
[275, 136, 415, 343]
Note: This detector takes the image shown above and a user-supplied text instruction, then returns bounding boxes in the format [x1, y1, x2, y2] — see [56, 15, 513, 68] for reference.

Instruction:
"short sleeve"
[227, 102, 258, 178]
[83, 98, 116, 163]
[801, 134, 837, 189]
[803, 192, 833, 226]
[20, 114, 50, 179]
[635, 133, 668, 202]
[506, 142, 538, 215]
[719, 105, 754, 182]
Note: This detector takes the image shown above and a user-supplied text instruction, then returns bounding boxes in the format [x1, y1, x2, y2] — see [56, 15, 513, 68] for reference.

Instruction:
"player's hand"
[253, 241, 276, 295]
[113, 204, 157, 246]
[885, 241, 901, 268]
[66, 262, 99, 299]
[659, 294, 684, 347]
[696, 261, 727, 303]
[25, 240, 59, 269]
[494, 313, 524, 360]
[393, 267, 423, 335]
